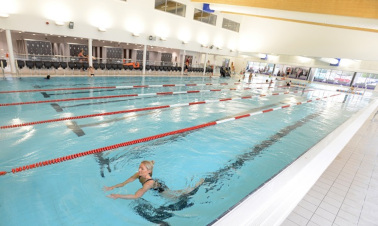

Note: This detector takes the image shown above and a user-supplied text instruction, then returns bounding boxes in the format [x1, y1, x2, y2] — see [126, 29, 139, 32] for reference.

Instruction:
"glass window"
[193, 8, 217, 26]
[313, 68, 330, 82]
[155, 0, 186, 17]
[222, 18, 240, 32]
[353, 73, 378, 89]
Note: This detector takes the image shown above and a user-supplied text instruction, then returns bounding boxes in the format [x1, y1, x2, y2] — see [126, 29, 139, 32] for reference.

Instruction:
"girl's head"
[139, 160, 155, 177]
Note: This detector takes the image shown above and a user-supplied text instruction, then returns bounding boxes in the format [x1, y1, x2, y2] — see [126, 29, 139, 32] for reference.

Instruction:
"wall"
[238, 15, 378, 61]
[0, 0, 378, 74]
[0, 0, 239, 57]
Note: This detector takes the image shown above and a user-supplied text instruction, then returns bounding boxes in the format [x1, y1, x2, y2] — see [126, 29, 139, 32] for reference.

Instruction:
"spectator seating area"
[3, 59, 214, 76]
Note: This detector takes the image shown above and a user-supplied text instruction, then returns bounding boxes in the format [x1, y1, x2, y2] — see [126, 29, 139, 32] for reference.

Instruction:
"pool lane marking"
[0, 93, 340, 176]
[0, 82, 242, 94]
[0, 82, 305, 107]
[0, 89, 314, 129]
[0, 86, 255, 107]
[0, 81, 283, 94]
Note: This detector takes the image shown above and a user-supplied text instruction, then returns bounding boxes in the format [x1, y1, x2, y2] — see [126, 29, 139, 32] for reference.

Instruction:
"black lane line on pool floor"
[77, 96, 305, 130]
[48, 90, 238, 111]
[66, 121, 85, 137]
[38, 84, 299, 98]
[98, 100, 299, 172]
[40, 88, 137, 98]
[48, 86, 303, 111]
[52, 92, 305, 137]
[207, 111, 323, 225]
[33, 78, 213, 89]
[130, 111, 323, 225]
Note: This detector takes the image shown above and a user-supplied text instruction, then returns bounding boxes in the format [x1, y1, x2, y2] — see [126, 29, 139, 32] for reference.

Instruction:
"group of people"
[220, 66, 231, 77]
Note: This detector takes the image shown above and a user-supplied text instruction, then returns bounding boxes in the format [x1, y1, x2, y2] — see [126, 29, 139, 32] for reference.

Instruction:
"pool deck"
[282, 105, 378, 226]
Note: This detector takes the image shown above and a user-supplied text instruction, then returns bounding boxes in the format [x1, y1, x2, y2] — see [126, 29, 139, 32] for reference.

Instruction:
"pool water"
[0, 76, 375, 225]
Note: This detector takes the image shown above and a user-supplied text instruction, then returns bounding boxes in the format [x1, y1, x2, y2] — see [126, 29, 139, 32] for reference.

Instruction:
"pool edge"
[212, 98, 378, 226]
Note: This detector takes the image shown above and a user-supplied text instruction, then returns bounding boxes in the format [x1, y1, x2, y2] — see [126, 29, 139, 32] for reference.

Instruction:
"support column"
[181, 50, 186, 75]
[88, 38, 93, 67]
[142, 44, 147, 75]
[307, 68, 312, 81]
[350, 72, 357, 87]
[5, 29, 16, 75]
[203, 53, 208, 76]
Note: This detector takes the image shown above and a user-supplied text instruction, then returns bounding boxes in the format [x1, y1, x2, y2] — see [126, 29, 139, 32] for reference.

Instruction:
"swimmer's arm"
[103, 172, 139, 191]
[107, 180, 154, 200]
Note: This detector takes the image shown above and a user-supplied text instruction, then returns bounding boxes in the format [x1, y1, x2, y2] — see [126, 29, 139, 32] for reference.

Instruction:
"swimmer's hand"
[107, 194, 120, 199]
[103, 186, 114, 191]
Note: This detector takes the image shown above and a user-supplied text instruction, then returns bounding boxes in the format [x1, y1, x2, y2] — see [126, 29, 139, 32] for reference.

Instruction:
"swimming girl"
[104, 160, 204, 200]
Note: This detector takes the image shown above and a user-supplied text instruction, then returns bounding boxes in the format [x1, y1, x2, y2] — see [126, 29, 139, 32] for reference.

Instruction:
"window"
[155, 0, 186, 17]
[222, 18, 240, 32]
[193, 8, 217, 26]
[353, 73, 378, 89]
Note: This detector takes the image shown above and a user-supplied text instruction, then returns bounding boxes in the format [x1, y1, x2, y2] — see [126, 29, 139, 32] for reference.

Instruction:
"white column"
[88, 38, 93, 66]
[142, 44, 147, 75]
[203, 52, 208, 76]
[5, 29, 16, 75]
[181, 49, 186, 75]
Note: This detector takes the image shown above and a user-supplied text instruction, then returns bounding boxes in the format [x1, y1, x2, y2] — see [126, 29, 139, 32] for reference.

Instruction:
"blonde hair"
[141, 160, 155, 176]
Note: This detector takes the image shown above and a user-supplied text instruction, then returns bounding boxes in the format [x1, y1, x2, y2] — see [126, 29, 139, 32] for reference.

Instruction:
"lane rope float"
[0, 82, 246, 94]
[0, 81, 284, 94]
[0, 89, 314, 129]
[0, 87, 245, 107]
[0, 93, 340, 176]
[336, 89, 363, 95]
[0, 82, 303, 107]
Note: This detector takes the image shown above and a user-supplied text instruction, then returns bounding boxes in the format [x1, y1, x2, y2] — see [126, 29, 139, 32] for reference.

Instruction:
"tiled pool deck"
[282, 107, 378, 226]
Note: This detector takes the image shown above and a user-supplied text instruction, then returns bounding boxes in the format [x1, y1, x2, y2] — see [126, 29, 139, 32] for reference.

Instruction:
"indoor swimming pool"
[0, 75, 376, 225]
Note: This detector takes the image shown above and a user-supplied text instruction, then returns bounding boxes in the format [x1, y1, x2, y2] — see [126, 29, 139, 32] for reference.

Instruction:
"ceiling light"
[132, 32, 140, 37]
[98, 27, 106, 32]
[55, 21, 65, 26]
[0, 13, 9, 18]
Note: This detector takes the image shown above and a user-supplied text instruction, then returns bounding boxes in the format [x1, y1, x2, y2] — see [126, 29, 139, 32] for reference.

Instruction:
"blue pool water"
[0, 76, 375, 225]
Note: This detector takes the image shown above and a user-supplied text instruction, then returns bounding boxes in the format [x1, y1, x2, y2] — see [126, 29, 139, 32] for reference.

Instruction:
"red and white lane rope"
[0, 82, 240, 94]
[0, 93, 340, 176]
[0, 87, 249, 107]
[0, 89, 313, 129]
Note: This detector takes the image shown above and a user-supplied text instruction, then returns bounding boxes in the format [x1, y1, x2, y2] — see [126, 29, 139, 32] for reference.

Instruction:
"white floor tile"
[318, 201, 339, 215]
[280, 219, 299, 226]
[281, 107, 378, 226]
[334, 216, 357, 226]
[323, 196, 343, 209]
[309, 214, 333, 226]
[292, 205, 313, 220]
[314, 207, 336, 222]
[337, 209, 359, 225]
[287, 212, 309, 226]
[340, 203, 362, 217]
[298, 199, 318, 212]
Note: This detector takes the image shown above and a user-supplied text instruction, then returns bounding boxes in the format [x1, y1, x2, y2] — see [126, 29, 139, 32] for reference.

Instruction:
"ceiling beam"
[191, 0, 378, 19]
[223, 11, 378, 33]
